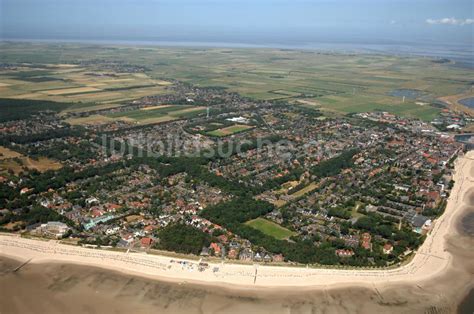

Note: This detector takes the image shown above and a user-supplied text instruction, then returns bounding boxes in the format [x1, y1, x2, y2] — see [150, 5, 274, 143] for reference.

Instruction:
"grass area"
[268, 181, 320, 208]
[105, 105, 206, 125]
[291, 182, 319, 198]
[140, 104, 173, 111]
[168, 106, 207, 118]
[134, 115, 178, 125]
[22, 157, 62, 172]
[0, 156, 62, 174]
[65, 114, 119, 125]
[438, 92, 474, 115]
[0, 146, 23, 160]
[312, 97, 441, 121]
[60, 104, 208, 126]
[40, 86, 101, 95]
[351, 202, 366, 219]
[109, 105, 188, 120]
[60, 102, 125, 114]
[207, 124, 254, 137]
[245, 218, 296, 240]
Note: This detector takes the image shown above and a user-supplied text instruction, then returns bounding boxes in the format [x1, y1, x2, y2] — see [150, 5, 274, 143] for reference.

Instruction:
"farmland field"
[105, 105, 206, 125]
[109, 105, 188, 120]
[65, 114, 120, 125]
[0, 42, 472, 120]
[60, 102, 126, 114]
[140, 105, 173, 111]
[245, 218, 296, 240]
[0, 53, 173, 110]
[40, 87, 101, 95]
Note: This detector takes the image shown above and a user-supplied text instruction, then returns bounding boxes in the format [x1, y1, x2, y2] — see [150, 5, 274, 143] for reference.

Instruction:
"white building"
[33, 221, 70, 239]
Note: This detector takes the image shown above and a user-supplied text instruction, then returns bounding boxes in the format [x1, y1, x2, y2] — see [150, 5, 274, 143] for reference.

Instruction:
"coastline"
[2, 39, 474, 69]
[438, 93, 474, 116]
[1, 151, 473, 292]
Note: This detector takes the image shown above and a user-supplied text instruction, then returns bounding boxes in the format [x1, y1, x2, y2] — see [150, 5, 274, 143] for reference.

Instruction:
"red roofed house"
[144, 225, 156, 234]
[272, 254, 284, 263]
[106, 203, 122, 212]
[427, 191, 440, 202]
[227, 248, 238, 259]
[210, 242, 221, 256]
[20, 187, 32, 195]
[90, 207, 105, 218]
[361, 232, 372, 250]
[141, 237, 153, 248]
[128, 201, 147, 209]
[217, 234, 228, 244]
[175, 199, 186, 209]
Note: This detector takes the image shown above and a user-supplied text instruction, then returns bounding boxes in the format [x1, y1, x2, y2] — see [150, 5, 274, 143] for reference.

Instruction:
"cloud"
[426, 17, 474, 26]
[390, 20, 396, 25]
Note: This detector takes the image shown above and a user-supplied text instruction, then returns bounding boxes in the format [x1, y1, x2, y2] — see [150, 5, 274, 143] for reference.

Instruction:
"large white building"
[33, 221, 70, 239]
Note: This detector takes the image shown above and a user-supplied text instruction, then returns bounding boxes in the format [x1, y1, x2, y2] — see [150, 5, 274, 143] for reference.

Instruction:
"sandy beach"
[1, 151, 473, 313]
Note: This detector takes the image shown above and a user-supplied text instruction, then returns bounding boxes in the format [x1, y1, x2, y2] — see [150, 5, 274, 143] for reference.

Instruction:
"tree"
[156, 224, 211, 255]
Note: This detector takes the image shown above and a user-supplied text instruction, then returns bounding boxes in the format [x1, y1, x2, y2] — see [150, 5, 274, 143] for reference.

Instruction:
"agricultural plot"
[245, 218, 296, 240]
[1, 43, 472, 120]
[65, 114, 119, 125]
[0, 63, 174, 109]
[60, 102, 126, 114]
[40, 87, 101, 95]
[140, 105, 173, 111]
[105, 105, 206, 125]
[206, 124, 254, 137]
[109, 105, 186, 120]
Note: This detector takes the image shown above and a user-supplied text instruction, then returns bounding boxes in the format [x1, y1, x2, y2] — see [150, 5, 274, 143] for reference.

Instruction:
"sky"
[1, 0, 473, 47]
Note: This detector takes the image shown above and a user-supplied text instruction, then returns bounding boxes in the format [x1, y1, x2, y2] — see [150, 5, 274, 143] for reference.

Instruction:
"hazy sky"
[1, 0, 473, 46]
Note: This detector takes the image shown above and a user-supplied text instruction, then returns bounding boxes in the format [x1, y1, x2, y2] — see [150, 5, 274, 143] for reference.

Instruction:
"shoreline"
[438, 93, 474, 116]
[1, 151, 473, 292]
[2, 39, 474, 69]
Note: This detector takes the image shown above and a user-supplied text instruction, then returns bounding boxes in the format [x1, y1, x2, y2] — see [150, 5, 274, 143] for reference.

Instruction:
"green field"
[207, 124, 254, 137]
[109, 105, 190, 120]
[245, 218, 296, 240]
[107, 105, 206, 124]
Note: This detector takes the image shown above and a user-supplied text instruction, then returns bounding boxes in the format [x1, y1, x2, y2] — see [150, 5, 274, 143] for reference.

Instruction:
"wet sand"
[459, 289, 474, 314]
[1, 204, 473, 313]
[0, 226, 473, 314]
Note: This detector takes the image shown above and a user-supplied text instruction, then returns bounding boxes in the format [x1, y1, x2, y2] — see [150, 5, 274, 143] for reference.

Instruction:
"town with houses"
[0, 82, 471, 267]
